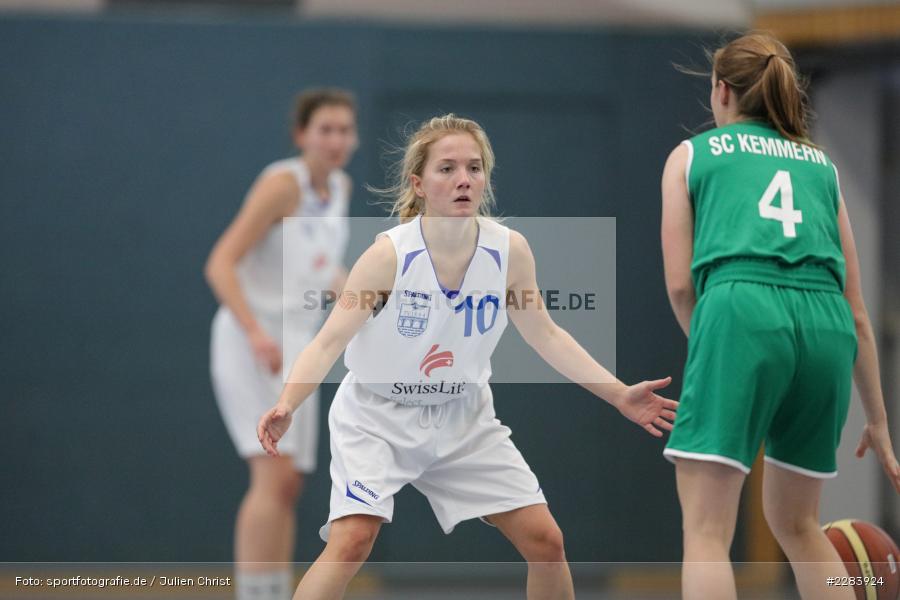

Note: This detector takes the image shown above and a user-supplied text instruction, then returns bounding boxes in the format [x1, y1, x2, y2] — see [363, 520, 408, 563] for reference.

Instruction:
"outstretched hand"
[616, 377, 678, 438]
[856, 421, 900, 495]
[257, 403, 294, 456]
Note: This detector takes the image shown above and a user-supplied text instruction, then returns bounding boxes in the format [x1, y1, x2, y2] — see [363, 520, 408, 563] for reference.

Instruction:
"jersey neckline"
[417, 214, 481, 300]
[294, 156, 340, 213]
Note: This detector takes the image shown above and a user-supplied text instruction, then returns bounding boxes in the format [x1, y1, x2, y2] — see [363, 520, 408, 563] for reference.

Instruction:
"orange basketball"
[823, 519, 900, 600]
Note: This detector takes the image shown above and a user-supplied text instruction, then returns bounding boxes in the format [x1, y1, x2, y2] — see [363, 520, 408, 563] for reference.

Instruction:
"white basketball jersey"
[345, 215, 510, 405]
[238, 158, 349, 328]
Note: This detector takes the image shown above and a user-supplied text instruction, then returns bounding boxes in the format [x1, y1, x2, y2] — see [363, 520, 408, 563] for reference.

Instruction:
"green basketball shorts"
[664, 263, 857, 477]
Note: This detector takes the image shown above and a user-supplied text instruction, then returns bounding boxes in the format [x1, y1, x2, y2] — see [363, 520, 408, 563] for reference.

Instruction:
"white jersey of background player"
[258, 114, 678, 600]
[205, 89, 357, 600]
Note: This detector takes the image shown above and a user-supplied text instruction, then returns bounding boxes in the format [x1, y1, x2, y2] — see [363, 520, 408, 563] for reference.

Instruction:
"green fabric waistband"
[702, 259, 842, 295]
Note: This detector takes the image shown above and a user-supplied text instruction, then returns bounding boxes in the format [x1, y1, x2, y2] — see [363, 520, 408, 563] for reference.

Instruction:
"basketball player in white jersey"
[257, 114, 677, 600]
[205, 89, 357, 600]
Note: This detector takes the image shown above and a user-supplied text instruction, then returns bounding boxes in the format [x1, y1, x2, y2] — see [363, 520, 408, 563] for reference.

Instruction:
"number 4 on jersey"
[758, 170, 802, 238]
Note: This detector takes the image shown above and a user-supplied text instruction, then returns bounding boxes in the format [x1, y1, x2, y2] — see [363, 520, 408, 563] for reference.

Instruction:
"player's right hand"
[615, 377, 677, 438]
[856, 421, 900, 495]
[249, 328, 282, 374]
[257, 403, 293, 456]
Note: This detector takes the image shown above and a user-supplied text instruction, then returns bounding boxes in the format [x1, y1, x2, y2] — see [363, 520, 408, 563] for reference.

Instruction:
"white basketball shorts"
[320, 371, 546, 540]
[210, 306, 319, 473]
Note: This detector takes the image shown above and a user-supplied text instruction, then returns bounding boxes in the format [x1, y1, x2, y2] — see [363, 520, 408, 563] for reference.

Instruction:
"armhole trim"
[368, 231, 401, 321]
[681, 140, 694, 201]
[832, 163, 842, 213]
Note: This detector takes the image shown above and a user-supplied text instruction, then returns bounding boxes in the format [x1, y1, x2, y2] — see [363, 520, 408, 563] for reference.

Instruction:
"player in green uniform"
[660, 32, 900, 600]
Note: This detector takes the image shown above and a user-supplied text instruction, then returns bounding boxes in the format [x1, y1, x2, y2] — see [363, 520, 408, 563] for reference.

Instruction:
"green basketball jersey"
[685, 121, 846, 294]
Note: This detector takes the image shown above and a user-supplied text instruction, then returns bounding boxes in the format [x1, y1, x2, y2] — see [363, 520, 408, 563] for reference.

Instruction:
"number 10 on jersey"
[758, 170, 803, 238]
[454, 295, 500, 337]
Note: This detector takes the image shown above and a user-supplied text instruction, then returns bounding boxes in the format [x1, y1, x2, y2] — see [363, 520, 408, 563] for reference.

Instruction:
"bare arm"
[203, 170, 298, 335]
[258, 236, 396, 454]
[506, 230, 676, 437]
[329, 266, 349, 299]
[660, 143, 695, 336]
[838, 195, 900, 492]
[507, 231, 625, 398]
[840, 196, 886, 424]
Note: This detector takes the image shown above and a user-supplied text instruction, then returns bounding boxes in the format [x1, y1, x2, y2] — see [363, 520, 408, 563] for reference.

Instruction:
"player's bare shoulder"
[508, 228, 531, 255]
[251, 167, 302, 219]
[339, 171, 353, 199]
[365, 234, 397, 269]
[662, 143, 690, 186]
[351, 235, 397, 290]
[507, 228, 536, 289]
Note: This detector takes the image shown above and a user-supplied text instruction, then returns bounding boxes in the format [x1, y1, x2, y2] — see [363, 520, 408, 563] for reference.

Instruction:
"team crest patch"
[398, 290, 432, 337]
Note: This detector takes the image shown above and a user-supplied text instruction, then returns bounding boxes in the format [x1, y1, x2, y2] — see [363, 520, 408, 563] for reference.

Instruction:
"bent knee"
[249, 463, 303, 507]
[764, 509, 821, 541]
[328, 518, 380, 562]
[522, 525, 566, 563]
[279, 473, 303, 505]
[682, 514, 738, 549]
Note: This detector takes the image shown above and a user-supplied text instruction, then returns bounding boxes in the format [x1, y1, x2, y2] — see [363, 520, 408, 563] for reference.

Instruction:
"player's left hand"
[856, 421, 900, 495]
[257, 403, 294, 456]
[616, 377, 677, 437]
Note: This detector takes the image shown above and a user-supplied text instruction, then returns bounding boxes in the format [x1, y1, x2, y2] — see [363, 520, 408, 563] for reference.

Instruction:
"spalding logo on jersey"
[419, 344, 453, 377]
[397, 290, 432, 337]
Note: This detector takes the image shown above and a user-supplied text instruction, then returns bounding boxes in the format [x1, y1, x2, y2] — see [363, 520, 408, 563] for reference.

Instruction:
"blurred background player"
[660, 32, 900, 600]
[205, 88, 358, 600]
[258, 114, 678, 600]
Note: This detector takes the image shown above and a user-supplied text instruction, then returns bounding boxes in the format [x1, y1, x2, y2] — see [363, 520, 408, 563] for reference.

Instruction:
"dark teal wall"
[1, 12, 714, 563]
